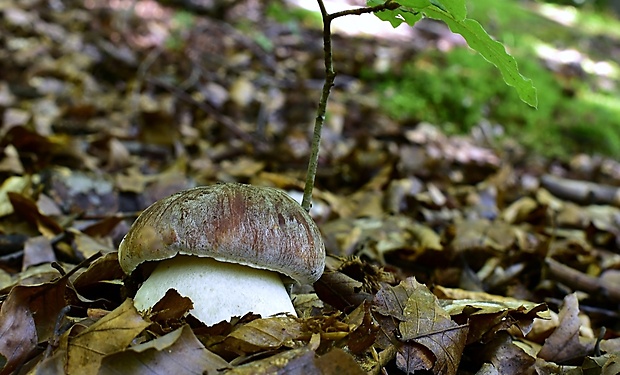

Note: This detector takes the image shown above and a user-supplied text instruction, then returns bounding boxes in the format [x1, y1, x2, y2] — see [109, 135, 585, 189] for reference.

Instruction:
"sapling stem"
[301, 0, 401, 212]
[302, 0, 333, 212]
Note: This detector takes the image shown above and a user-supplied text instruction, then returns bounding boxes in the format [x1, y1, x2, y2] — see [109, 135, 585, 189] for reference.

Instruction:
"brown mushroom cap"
[118, 183, 325, 284]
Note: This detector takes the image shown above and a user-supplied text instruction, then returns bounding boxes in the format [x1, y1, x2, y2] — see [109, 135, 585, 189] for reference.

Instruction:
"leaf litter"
[0, 0, 619, 374]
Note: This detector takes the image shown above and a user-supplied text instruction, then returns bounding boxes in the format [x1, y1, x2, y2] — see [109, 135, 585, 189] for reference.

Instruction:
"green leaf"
[399, 0, 431, 7]
[424, 7, 538, 107]
[431, 0, 466, 21]
[371, 8, 405, 27]
[368, 0, 423, 27]
[368, 0, 537, 107]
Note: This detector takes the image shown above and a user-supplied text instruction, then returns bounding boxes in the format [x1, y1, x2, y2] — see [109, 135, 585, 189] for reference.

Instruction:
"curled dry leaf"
[150, 288, 194, 328]
[346, 302, 380, 355]
[314, 270, 374, 311]
[538, 293, 595, 364]
[435, 286, 550, 341]
[8, 192, 64, 237]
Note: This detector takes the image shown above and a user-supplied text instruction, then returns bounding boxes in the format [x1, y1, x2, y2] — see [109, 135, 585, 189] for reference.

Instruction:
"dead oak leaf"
[373, 278, 468, 375]
[538, 293, 595, 364]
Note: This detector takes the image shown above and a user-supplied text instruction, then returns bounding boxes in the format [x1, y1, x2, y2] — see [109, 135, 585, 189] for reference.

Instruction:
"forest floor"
[1, 0, 620, 374]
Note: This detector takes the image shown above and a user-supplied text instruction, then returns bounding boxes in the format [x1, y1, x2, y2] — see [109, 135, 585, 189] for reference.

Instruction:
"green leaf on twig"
[368, 0, 538, 108]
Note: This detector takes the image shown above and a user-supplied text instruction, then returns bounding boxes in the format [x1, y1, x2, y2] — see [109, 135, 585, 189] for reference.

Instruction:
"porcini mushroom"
[118, 183, 325, 325]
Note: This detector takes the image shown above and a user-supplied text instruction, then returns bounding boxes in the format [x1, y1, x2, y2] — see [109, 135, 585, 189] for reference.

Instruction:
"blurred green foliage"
[266, 2, 322, 29]
[165, 10, 195, 51]
[358, 0, 620, 158]
[364, 44, 620, 157]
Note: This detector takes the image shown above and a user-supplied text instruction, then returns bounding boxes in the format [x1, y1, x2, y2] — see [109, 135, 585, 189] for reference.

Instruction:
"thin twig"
[301, 0, 401, 212]
[328, 1, 400, 21]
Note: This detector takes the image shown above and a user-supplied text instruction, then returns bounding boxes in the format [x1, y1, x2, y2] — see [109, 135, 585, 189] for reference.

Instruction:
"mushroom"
[118, 183, 325, 325]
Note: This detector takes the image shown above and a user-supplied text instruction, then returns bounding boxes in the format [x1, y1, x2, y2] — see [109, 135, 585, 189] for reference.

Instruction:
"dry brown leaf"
[0, 285, 37, 374]
[450, 218, 516, 252]
[228, 346, 318, 375]
[538, 293, 595, 364]
[8, 192, 64, 237]
[501, 196, 539, 224]
[373, 278, 468, 375]
[219, 157, 265, 179]
[106, 137, 132, 170]
[435, 286, 549, 317]
[36, 193, 63, 216]
[150, 288, 194, 324]
[70, 228, 115, 258]
[5, 277, 68, 344]
[321, 216, 442, 262]
[346, 302, 379, 355]
[66, 299, 150, 374]
[81, 215, 125, 238]
[71, 252, 124, 291]
[581, 354, 620, 375]
[0, 176, 30, 217]
[396, 342, 435, 373]
[22, 235, 56, 270]
[115, 167, 148, 194]
[229, 76, 255, 107]
[224, 316, 304, 353]
[98, 325, 230, 374]
[315, 348, 367, 375]
[314, 270, 374, 311]
[475, 332, 536, 375]
[0, 144, 24, 174]
[436, 286, 549, 343]
[46, 167, 118, 216]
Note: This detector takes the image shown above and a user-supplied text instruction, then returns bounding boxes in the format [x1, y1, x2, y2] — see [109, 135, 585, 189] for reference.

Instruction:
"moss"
[364, 41, 620, 157]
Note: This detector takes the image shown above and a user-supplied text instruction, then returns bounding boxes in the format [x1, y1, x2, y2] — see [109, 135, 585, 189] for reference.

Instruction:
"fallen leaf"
[314, 270, 374, 311]
[373, 278, 468, 375]
[0, 176, 30, 217]
[66, 299, 150, 374]
[225, 316, 304, 353]
[228, 347, 318, 375]
[99, 325, 230, 374]
[8, 191, 64, 237]
[538, 293, 595, 364]
[22, 235, 56, 270]
[315, 348, 367, 375]
[0, 286, 37, 374]
[473, 332, 536, 375]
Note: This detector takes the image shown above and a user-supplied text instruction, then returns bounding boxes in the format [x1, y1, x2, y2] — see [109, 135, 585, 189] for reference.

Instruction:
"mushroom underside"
[133, 255, 297, 325]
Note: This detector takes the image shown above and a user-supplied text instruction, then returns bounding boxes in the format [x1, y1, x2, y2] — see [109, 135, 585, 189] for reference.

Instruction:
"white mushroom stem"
[133, 256, 297, 326]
